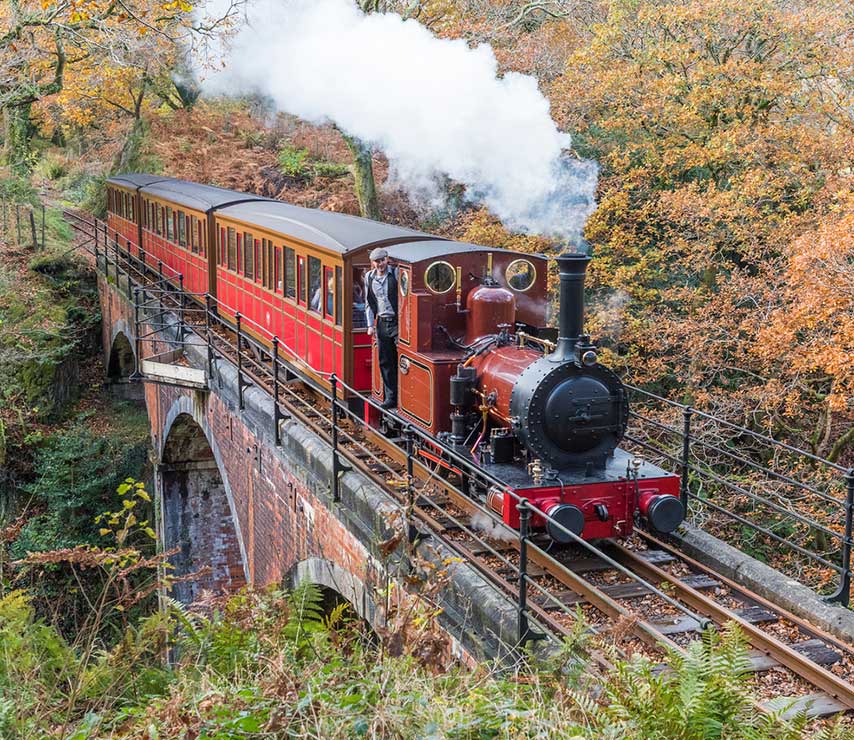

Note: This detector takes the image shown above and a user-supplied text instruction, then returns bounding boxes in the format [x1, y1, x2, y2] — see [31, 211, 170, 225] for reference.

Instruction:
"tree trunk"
[111, 118, 147, 175]
[342, 133, 380, 220]
[3, 103, 35, 175]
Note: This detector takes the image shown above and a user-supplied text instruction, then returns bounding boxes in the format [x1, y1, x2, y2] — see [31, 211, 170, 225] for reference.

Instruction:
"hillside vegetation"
[0, 0, 852, 736]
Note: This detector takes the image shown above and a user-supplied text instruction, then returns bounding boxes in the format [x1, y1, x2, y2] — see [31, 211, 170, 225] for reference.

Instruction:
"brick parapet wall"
[99, 273, 522, 664]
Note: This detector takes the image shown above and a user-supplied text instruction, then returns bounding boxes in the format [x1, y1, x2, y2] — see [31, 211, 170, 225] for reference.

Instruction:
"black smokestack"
[550, 250, 591, 363]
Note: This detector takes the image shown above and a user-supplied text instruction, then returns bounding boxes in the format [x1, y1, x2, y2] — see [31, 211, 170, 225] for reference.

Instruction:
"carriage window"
[352, 266, 367, 330]
[424, 260, 456, 294]
[308, 257, 322, 313]
[227, 228, 237, 271]
[166, 207, 174, 242]
[265, 242, 272, 290]
[335, 266, 342, 326]
[243, 232, 254, 279]
[505, 259, 536, 292]
[298, 256, 306, 304]
[284, 247, 295, 298]
[130, 196, 135, 223]
[159, 207, 165, 237]
[236, 233, 243, 274]
[254, 240, 261, 282]
[189, 216, 198, 253]
[275, 246, 282, 292]
[200, 221, 206, 256]
[178, 212, 187, 247]
[323, 266, 334, 319]
[260, 239, 268, 286]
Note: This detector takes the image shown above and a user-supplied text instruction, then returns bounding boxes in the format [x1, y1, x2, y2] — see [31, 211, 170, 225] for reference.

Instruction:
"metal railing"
[625, 385, 853, 606]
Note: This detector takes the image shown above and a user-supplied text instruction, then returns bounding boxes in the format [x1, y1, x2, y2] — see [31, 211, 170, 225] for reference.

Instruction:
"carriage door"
[296, 255, 306, 358]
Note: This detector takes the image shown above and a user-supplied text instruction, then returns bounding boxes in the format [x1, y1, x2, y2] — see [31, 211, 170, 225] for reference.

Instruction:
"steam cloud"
[200, 0, 597, 239]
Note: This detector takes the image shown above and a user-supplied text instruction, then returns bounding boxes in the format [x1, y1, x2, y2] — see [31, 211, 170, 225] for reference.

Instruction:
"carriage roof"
[384, 240, 547, 263]
[216, 200, 440, 255]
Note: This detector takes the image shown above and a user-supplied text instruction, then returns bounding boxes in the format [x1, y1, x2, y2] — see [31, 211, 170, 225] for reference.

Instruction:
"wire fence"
[0, 197, 46, 251]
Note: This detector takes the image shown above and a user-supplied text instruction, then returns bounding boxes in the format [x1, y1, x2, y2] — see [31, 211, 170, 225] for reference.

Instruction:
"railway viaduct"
[97, 256, 522, 664]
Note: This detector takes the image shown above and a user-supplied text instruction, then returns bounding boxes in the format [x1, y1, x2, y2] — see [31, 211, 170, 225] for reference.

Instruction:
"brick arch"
[159, 396, 249, 602]
[289, 557, 383, 632]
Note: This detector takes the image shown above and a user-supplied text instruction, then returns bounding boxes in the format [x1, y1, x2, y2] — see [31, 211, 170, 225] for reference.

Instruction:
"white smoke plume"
[199, 0, 597, 239]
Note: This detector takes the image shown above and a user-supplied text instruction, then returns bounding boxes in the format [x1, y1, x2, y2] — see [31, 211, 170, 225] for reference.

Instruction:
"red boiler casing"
[468, 345, 540, 423]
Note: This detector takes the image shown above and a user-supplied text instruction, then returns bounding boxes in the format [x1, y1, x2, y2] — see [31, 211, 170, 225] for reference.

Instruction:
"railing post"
[16, 204, 21, 244]
[826, 470, 854, 607]
[41, 204, 45, 250]
[94, 222, 100, 268]
[272, 337, 281, 446]
[331, 373, 341, 501]
[132, 287, 142, 380]
[517, 498, 532, 647]
[406, 426, 417, 546]
[205, 293, 215, 382]
[680, 406, 693, 511]
[157, 260, 164, 320]
[236, 312, 244, 410]
[29, 208, 38, 250]
[177, 274, 185, 341]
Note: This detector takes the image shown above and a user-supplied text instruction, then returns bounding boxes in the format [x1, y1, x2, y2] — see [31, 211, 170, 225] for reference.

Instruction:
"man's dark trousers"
[376, 316, 398, 403]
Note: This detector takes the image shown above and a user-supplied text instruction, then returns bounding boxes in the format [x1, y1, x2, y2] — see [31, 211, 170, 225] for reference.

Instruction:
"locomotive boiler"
[437, 252, 685, 543]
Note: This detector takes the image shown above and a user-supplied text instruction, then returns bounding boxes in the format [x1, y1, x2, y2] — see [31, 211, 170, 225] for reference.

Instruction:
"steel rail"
[638, 531, 854, 660]
[611, 544, 854, 710]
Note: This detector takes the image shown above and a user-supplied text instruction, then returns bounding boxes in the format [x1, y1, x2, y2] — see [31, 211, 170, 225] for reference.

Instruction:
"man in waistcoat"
[364, 247, 398, 409]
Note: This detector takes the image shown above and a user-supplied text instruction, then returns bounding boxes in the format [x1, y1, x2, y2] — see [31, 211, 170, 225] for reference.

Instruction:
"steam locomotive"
[434, 252, 683, 542]
[106, 174, 684, 543]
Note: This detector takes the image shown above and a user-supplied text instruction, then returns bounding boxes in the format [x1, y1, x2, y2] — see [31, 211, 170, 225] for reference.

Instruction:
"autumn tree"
[0, 0, 244, 174]
[548, 0, 853, 445]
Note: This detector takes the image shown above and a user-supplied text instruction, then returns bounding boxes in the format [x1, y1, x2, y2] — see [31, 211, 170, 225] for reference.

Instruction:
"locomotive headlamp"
[582, 350, 597, 366]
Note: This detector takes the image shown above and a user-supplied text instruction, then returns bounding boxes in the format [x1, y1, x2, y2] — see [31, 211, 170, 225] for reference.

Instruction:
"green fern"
[322, 601, 350, 631]
[284, 581, 326, 653]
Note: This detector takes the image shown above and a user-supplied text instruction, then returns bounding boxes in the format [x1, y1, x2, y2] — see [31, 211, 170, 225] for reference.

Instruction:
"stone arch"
[288, 557, 383, 633]
[107, 331, 136, 381]
[159, 396, 249, 603]
[108, 319, 135, 369]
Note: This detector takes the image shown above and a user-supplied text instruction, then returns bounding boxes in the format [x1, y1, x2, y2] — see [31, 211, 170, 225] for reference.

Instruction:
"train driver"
[364, 247, 398, 409]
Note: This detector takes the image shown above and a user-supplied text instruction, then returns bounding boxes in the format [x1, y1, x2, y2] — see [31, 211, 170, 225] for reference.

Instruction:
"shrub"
[278, 144, 310, 177]
[35, 153, 69, 181]
[278, 144, 349, 180]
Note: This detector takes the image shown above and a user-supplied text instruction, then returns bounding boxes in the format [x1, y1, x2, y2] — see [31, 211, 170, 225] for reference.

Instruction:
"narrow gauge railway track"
[65, 209, 854, 720]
